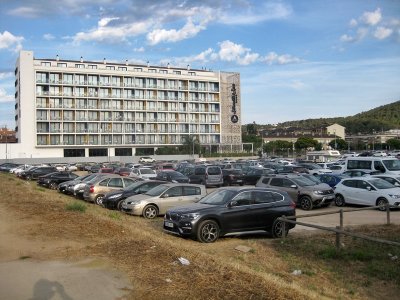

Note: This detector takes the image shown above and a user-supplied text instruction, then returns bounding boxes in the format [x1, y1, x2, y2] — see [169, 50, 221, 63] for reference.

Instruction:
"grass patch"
[108, 211, 122, 220]
[274, 225, 400, 287]
[36, 187, 46, 192]
[65, 201, 87, 213]
[19, 255, 31, 260]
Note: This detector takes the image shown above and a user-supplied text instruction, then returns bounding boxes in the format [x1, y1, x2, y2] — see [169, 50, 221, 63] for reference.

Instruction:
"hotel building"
[7, 51, 242, 159]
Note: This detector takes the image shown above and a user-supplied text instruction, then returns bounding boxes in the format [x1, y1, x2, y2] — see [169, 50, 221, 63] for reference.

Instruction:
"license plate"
[164, 221, 174, 228]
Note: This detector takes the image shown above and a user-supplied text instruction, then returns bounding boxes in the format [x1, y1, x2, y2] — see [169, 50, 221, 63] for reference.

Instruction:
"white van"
[345, 157, 400, 175]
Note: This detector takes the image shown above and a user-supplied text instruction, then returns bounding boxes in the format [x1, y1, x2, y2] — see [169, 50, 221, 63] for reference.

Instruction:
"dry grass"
[1, 172, 399, 299]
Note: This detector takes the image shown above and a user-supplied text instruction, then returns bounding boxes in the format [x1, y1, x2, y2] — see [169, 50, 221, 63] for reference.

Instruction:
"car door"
[355, 180, 378, 205]
[250, 190, 280, 229]
[221, 191, 254, 231]
[157, 186, 183, 214]
[122, 178, 135, 188]
[182, 186, 204, 203]
[107, 177, 124, 193]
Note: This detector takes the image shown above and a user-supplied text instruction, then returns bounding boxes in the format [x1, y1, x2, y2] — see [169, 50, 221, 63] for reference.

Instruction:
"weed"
[19, 255, 31, 260]
[36, 187, 46, 192]
[65, 201, 87, 213]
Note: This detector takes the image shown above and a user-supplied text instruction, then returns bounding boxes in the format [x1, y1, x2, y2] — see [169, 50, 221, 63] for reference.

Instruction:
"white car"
[334, 177, 400, 210]
[139, 156, 155, 163]
[371, 174, 400, 187]
[129, 167, 157, 180]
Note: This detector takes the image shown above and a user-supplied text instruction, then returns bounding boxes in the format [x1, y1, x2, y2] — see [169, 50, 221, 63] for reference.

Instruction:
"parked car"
[0, 163, 21, 172]
[155, 170, 189, 183]
[129, 167, 157, 180]
[37, 171, 79, 189]
[163, 187, 296, 243]
[89, 164, 102, 173]
[70, 173, 110, 199]
[334, 177, 400, 211]
[296, 163, 332, 175]
[188, 165, 224, 187]
[139, 156, 155, 163]
[19, 166, 58, 180]
[256, 174, 334, 210]
[113, 167, 132, 177]
[102, 180, 165, 210]
[315, 174, 346, 188]
[371, 174, 400, 187]
[58, 174, 93, 194]
[243, 167, 275, 185]
[222, 169, 244, 186]
[83, 174, 137, 205]
[121, 183, 206, 219]
[341, 170, 376, 177]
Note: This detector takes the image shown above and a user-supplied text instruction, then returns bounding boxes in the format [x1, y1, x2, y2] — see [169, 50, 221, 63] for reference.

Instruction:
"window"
[88, 65, 97, 69]
[41, 62, 51, 67]
[164, 187, 182, 197]
[57, 63, 67, 68]
[118, 67, 127, 71]
[160, 69, 167, 74]
[189, 71, 196, 76]
[123, 178, 135, 187]
[148, 69, 156, 73]
[89, 148, 107, 156]
[357, 180, 372, 190]
[64, 149, 85, 157]
[347, 159, 372, 170]
[232, 192, 252, 206]
[253, 191, 281, 204]
[173, 70, 181, 75]
[115, 148, 132, 156]
[134, 68, 142, 72]
[75, 64, 84, 68]
[342, 180, 357, 188]
[108, 178, 123, 188]
[183, 186, 201, 196]
[99, 179, 109, 186]
[106, 66, 115, 70]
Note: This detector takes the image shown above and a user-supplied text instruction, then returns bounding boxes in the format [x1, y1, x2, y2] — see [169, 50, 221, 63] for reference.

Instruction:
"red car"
[113, 167, 132, 177]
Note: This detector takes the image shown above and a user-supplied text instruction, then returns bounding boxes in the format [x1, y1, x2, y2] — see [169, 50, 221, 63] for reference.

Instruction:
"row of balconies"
[36, 117, 220, 123]
[37, 129, 220, 134]
[36, 106, 220, 113]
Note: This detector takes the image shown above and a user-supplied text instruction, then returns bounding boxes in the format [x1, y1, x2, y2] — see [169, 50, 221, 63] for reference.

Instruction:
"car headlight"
[313, 190, 324, 195]
[126, 200, 141, 205]
[180, 213, 200, 220]
[388, 194, 400, 199]
[108, 193, 123, 199]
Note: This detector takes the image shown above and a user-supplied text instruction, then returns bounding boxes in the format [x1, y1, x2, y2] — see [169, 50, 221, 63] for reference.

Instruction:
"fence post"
[386, 203, 390, 225]
[335, 226, 341, 250]
[281, 216, 286, 239]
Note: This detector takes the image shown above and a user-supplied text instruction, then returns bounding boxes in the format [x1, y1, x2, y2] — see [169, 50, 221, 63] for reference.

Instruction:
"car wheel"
[116, 199, 125, 211]
[271, 218, 289, 238]
[95, 195, 104, 206]
[335, 194, 345, 207]
[197, 220, 219, 243]
[377, 198, 388, 212]
[142, 205, 158, 219]
[300, 196, 313, 210]
[49, 182, 58, 190]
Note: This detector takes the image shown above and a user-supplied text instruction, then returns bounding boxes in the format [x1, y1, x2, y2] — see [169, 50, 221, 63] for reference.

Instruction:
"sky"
[0, 0, 399, 129]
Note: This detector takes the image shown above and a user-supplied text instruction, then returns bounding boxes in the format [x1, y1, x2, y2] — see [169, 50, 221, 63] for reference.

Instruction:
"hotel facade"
[5, 51, 242, 159]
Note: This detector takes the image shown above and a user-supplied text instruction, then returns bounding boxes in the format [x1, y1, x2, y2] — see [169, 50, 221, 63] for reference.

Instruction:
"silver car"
[121, 183, 206, 219]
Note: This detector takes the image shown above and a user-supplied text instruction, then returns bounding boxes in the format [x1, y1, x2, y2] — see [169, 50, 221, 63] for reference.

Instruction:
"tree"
[181, 135, 200, 155]
[246, 122, 258, 135]
[294, 137, 318, 150]
[242, 133, 262, 150]
[386, 138, 400, 150]
[328, 138, 348, 150]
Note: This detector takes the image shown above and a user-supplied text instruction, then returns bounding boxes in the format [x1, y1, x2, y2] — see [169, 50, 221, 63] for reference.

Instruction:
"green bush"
[65, 201, 87, 213]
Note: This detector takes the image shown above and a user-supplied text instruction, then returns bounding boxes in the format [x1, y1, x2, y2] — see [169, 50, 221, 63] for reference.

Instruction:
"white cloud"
[373, 26, 393, 40]
[289, 80, 307, 90]
[0, 88, 14, 103]
[217, 40, 259, 65]
[360, 8, 382, 26]
[7, 6, 42, 18]
[133, 47, 145, 52]
[262, 52, 301, 65]
[98, 17, 119, 27]
[43, 33, 55, 40]
[0, 72, 13, 80]
[340, 27, 369, 43]
[340, 34, 355, 43]
[218, 2, 292, 25]
[349, 18, 358, 27]
[0, 31, 24, 52]
[147, 19, 206, 45]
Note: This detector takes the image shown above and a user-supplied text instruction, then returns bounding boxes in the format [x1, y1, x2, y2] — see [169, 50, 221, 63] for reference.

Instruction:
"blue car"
[316, 174, 347, 188]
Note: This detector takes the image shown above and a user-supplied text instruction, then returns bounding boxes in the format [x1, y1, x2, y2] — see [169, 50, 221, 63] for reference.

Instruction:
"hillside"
[268, 100, 400, 134]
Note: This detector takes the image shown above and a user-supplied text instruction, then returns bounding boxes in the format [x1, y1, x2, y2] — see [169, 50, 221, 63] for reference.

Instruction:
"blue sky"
[0, 0, 399, 128]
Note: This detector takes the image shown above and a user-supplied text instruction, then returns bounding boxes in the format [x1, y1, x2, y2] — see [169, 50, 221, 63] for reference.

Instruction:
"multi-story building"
[6, 51, 241, 159]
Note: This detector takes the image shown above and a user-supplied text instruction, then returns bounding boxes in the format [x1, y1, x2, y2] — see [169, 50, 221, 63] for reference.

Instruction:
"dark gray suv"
[163, 187, 296, 243]
[256, 174, 334, 210]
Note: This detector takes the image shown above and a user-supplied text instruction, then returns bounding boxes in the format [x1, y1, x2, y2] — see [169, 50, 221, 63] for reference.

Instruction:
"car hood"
[312, 183, 332, 191]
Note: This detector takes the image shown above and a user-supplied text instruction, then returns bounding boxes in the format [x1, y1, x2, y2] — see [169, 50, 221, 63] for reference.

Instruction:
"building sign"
[231, 84, 238, 123]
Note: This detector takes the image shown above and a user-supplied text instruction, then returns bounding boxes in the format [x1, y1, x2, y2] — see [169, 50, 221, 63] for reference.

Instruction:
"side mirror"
[290, 185, 298, 189]
[161, 193, 169, 198]
[228, 200, 238, 208]
[366, 186, 372, 191]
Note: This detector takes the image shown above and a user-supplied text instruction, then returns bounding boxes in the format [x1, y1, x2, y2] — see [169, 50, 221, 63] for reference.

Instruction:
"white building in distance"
[1, 51, 242, 160]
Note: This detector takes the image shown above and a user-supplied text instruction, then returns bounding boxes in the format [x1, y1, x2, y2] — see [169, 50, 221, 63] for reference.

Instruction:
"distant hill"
[266, 100, 400, 135]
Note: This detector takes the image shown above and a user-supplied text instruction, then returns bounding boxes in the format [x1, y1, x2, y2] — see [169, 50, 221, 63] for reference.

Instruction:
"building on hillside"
[260, 123, 345, 150]
[1, 50, 242, 159]
[345, 130, 400, 150]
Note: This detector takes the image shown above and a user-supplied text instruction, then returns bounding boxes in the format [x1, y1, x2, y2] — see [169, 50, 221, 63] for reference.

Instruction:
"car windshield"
[382, 160, 400, 171]
[369, 178, 396, 189]
[199, 189, 238, 205]
[292, 177, 317, 187]
[140, 168, 155, 174]
[303, 175, 321, 184]
[145, 185, 170, 196]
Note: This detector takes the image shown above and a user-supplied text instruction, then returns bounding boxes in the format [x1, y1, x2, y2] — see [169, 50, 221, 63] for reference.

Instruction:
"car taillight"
[89, 185, 94, 193]
[290, 201, 296, 209]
